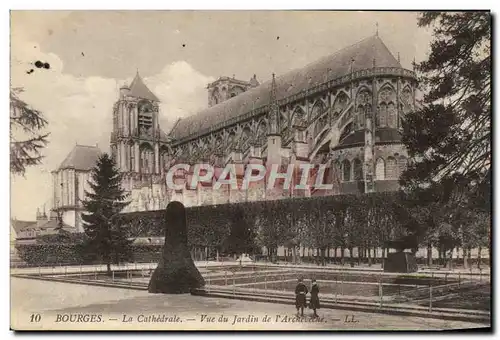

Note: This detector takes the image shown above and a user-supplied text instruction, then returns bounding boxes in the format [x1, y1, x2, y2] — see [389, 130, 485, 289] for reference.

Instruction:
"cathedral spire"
[270, 73, 277, 103]
[268, 73, 279, 136]
[128, 71, 159, 102]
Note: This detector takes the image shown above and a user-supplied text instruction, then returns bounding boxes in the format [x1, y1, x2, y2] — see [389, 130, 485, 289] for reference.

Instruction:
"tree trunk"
[448, 249, 453, 270]
[292, 246, 297, 264]
[427, 243, 433, 266]
[368, 247, 372, 267]
[106, 262, 111, 276]
[216, 248, 219, 262]
[340, 246, 345, 265]
[349, 247, 354, 267]
[463, 247, 468, 269]
[477, 246, 482, 269]
[442, 246, 448, 268]
[467, 247, 471, 269]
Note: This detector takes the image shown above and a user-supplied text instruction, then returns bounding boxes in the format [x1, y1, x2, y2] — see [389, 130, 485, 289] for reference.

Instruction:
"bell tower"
[111, 71, 161, 176]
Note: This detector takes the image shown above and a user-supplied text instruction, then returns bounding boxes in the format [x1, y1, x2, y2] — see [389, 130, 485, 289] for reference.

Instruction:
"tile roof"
[11, 220, 36, 233]
[128, 72, 160, 102]
[171, 35, 402, 140]
[58, 144, 102, 171]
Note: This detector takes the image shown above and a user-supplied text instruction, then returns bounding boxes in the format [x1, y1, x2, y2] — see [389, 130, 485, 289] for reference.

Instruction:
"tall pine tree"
[400, 12, 491, 264]
[81, 153, 131, 275]
[401, 12, 491, 210]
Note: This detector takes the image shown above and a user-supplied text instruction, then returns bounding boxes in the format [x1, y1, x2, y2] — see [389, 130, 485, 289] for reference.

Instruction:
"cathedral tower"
[111, 71, 161, 175]
[207, 75, 260, 107]
[110, 72, 172, 208]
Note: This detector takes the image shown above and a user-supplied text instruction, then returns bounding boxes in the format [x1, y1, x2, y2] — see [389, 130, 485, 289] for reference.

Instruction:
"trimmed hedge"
[120, 191, 406, 255]
[16, 242, 164, 266]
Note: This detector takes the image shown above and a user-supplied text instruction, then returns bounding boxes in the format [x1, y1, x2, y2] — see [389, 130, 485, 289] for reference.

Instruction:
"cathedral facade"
[51, 34, 418, 227]
[114, 34, 417, 212]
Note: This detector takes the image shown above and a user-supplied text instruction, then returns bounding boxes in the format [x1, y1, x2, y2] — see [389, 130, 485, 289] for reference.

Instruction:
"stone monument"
[148, 201, 205, 293]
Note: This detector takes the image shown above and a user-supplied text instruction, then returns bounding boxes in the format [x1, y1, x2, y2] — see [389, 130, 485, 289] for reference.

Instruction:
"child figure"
[309, 279, 320, 317]
[295, 278, 308, 316]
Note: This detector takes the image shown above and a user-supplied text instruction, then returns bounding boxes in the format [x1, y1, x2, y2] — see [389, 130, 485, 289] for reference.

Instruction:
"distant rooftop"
[57, 144, 102, 171]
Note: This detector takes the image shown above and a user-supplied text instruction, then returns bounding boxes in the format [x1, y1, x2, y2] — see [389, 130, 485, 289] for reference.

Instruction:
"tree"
[401, 12, 491, 206]
[81, 153, 131, 275]
[223, 206, 257, 256]
[10, 88, 49, 176]
[256, 200, 288, 262]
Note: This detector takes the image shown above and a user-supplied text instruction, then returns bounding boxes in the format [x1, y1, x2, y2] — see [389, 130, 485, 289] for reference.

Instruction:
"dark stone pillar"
[148, 201, 205, 293]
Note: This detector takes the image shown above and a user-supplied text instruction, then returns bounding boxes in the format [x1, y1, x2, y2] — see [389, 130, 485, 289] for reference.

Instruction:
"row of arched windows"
[337, 155, 407, 182]
[375, 156, 407, 180]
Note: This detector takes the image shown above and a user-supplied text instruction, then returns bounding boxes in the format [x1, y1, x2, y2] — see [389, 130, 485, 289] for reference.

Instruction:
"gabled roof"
[58, 144, 102, 171]
[127, 72, 160, 102]
[11, 220, 36, 233]
[171, 35, 402, 140]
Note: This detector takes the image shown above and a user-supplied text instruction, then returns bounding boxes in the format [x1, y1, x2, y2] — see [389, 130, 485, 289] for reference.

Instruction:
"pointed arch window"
[334, 161, 342, 182]
[140, 143, 154, 174]
[375, 158, 385, 180]
[311, 100, 325, 120]
[379, 103, 387, 127]
[386, 157, 397, 179]
[387, 103, 397, 128]
[342, 159, 351, 182]
[314, 115, 328, 138]
[332, 92, 349, 120]
[353, 158, 363, 180]
[130, 144, 135, 172]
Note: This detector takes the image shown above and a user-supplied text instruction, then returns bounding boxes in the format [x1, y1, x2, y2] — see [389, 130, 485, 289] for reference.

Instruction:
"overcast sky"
[10, 11, 433, 220]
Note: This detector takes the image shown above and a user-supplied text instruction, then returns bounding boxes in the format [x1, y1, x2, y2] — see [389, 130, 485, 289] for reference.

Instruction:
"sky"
[10, 11, 433, 220]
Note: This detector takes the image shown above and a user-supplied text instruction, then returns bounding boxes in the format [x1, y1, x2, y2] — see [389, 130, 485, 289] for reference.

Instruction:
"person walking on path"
[295, 278, 308, 316]
[309, 279, 320, 317]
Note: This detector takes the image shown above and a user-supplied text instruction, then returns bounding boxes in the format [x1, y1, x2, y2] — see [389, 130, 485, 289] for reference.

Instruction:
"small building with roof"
[51, 144, 102, 231]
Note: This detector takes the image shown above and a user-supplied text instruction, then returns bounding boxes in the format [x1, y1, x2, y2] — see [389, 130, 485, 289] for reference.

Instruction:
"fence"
[13, 262, 490, 314]
[199, 265, 490, 313]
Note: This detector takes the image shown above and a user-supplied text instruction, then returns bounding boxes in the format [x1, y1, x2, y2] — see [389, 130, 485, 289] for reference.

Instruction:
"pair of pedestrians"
[294, 278, 320, 317]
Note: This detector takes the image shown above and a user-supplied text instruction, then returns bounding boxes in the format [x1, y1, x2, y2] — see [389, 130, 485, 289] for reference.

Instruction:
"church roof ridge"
[171, 34, 405, 140]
